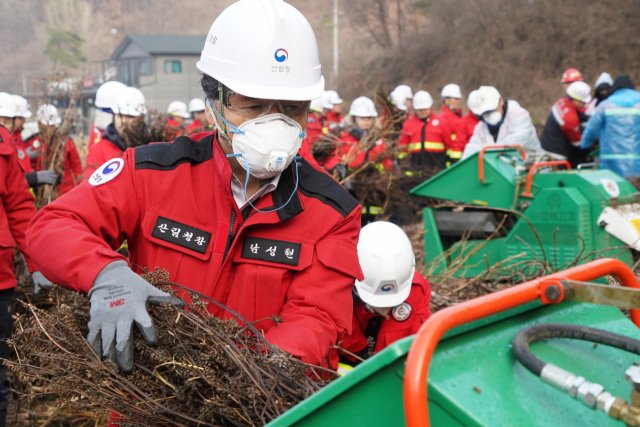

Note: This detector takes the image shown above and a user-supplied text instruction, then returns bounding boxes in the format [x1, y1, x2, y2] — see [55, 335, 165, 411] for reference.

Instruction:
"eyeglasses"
[222, 91, 310, 121]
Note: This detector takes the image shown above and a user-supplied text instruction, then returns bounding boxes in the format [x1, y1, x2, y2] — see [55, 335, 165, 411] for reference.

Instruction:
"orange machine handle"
[403, 258, 640, 427]
[478, 145, 525, 184]
[521, 160, 572, 197]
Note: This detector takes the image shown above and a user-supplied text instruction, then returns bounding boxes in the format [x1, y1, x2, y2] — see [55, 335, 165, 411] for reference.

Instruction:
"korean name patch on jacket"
[241, 237, 301, 266]
[152, 217, 211, 254]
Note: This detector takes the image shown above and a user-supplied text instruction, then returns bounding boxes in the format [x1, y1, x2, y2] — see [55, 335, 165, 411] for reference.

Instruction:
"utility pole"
[333, 0, 339, 90]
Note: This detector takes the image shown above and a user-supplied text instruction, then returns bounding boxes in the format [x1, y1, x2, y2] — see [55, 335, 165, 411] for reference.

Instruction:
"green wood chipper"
[408, 145, 640, 277]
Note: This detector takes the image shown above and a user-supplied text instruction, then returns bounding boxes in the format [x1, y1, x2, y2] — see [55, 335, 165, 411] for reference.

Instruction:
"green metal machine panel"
[267, 302, 639, 427]
[423, 208, 447, 275]
[410, 150, 519, 210]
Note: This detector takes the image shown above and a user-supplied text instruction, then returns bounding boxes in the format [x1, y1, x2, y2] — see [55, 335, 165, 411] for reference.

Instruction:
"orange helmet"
[561, 68, 583, 84]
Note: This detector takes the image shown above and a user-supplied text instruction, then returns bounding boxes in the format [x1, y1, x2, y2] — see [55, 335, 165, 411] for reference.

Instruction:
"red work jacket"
[84, 139, 123, 177]
[332, 271, 431, 368]
[165, 117, 184, 139]
[299, 112, 325, 167]
[325, 111, 344, 128]
[0, 125, 37, 287]
[438, 105, 462, 159]
[88, 123, 103, 147]
[456, 112, 480, 152]
[12, 129, 32, 173]
[31, 135, 83, 196]
[27, 132, 363, 365]
[398, 115, 446, 154]
[186, 119, 210, 135]
[323, 130, 392, 171]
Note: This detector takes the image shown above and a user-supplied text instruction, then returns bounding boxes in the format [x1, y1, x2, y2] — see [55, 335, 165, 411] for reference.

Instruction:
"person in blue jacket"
[582, 75, 640, 177]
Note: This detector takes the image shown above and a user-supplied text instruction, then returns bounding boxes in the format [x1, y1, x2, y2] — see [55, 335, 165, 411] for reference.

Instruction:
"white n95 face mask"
[482, 110, 503, 126]
[94, 109, 113, 131]
[206, 96, 306, 179]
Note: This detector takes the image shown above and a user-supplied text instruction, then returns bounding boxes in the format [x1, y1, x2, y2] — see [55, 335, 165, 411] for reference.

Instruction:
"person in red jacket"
[439, 84, 463, 164]
[85, 87, 147, 177]
[165, 101, 189, 139]
[299, 97, 325, 167]
[398, 90, 448, 171]
[185, 98, 211, 135]
[27, 0, 362, 386]
[540, 81, 592, 167]
[89, 81, 127, 147]
[0, 93, 53, 425]
[455, 90, 482, 153]
[324, 90, 344, 130]
[334, 221, 431, 374]
[31, 104, 83, 196]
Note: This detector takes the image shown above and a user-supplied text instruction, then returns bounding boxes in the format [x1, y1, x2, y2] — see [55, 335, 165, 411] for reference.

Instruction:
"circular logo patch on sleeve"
[391, 302, 412, 322]
[89, 158, 125, 186]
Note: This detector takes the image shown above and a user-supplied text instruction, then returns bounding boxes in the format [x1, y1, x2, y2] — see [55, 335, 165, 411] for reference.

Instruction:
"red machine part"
[521, 160, 572, 198]
[478, 145, 525, 184]
[403, 258, 640, 427]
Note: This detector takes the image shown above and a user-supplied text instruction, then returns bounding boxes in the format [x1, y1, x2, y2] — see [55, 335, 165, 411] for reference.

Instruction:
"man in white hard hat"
[332, 221, 431, 374]
[84, 87, 147, 177]
[395, 85, 413, 111]
[30, 104, 83, 196]
[0, 93, 53, 424]
[585, 72, 614, 116]
[439, 83, 463, 165]
[9, 95, 39, 175]
[185, 98, 210, 135]
[398, 90, 448, 171]
[540, 81, 592, 167]
[455, 90, 482, 153]
[27, 0, 363, 388]
[166, 101, 190, 137]
[462, 86, 541, 159]
[90, 81, 127, 147]
[324, 90, 344, 129]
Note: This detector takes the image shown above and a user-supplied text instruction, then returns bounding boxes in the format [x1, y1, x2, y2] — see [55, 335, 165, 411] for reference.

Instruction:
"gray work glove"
[32, 271, 54, 300]
[87, 261, 184, 373]
[25, 146, 41, 160]
[36, 170, 58, 185]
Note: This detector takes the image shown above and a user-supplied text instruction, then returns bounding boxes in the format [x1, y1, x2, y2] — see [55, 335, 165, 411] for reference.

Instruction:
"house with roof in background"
[111, 34, 206, 112]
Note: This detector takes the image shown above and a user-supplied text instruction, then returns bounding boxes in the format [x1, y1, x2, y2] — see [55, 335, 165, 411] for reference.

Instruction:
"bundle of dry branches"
[6, 269, 333, 427]
[120, 112, 176, 149]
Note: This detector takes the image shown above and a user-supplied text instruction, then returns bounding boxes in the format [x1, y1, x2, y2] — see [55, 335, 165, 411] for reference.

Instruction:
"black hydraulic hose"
[513, 323, 640, 376]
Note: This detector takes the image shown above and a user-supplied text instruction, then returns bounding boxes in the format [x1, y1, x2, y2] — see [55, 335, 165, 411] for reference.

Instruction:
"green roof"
[112, 34, 206, 59]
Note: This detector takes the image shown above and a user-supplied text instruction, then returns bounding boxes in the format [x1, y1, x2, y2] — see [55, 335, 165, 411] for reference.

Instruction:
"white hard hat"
[167, 101, 190, 119]
[441, 83, 462, 99]
[389, 89, 408, 111]
[412, 90, 433, 109]
[112, 87, 147, 117]
[321, 91, 334, 110]
[0, 93, 18, 118]
[188, 98, 206, 113]
[310, 96, 324, 113]
[36, 104, 61, 125]
[326, 89, 343, 105]
[467, 90, 483, 115]
[395, 84, 413, 99]
[95, 81, 127, 109]
[196, 0, 324, 101]
[595, 72, 614, 89]
[475, 86, 501, 115]
[12, 95, 31, 118]
[355, 221, 415, 308]
[566, 81, 592, 104]
[350, 96, 378, 117]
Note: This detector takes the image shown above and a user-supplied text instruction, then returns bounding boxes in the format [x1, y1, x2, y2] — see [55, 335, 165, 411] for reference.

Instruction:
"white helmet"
[413, 91, 433, 109]
[441, 83, 462, 99]
[167, 101, 190, 119]
[326, 89, 343, 105]
[188, 98, 206, 113]
[36, 104, 61, 125]
[355, 221, 415, 308]
[310, 96, 324, 113]
[196, 0, 324, 101]
[389, 89, 408, 111]
[475, 86, 501, 115]
[350, 96, 378, 117]
[113, 87, 147, 117]
[95, 81, 127, 109]
[12, 95, 31, 118]
[0, 93, 18, 118]
[595, 72, 614, 89]
[321, 90, 334, 109]
[395, 84, 413, 100]
[566, 81, 592, 104]
[467, 90, 483, 115]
